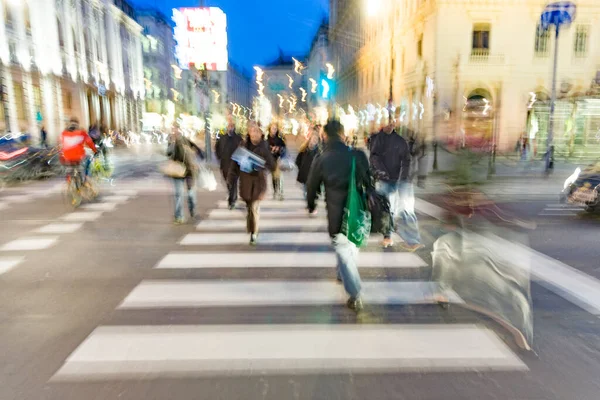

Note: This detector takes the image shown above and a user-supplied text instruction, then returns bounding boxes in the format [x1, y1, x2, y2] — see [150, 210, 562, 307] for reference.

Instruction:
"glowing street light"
[325, 63, 335, 79]
[292, 57, 304, 75]
[300, 87, 307, 102]
[286, 74, 294, 89]
[309, 78, 317, 94]
[366, 0, 381, 17]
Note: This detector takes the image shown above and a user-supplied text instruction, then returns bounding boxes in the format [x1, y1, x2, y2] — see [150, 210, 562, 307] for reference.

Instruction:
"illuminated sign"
[173, 7, 228, 71]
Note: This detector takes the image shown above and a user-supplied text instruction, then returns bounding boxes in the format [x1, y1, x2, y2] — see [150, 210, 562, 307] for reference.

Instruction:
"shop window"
[472, 23, 490, 54]
[574, 25, 589, 58]
[534, 23, 550, 57]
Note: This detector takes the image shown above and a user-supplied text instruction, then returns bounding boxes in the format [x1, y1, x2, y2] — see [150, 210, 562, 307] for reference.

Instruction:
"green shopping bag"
[341, 155, 372, 247]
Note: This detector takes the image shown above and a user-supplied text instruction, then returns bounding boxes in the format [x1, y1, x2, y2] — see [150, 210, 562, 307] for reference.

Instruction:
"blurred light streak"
[300, 87, 307, 102]
[292, 57, 304, 75]
[212, 90, 220, 103]
[277, 94, 284, 108]
[286, 74, 294, 89]
[321, 79, 330, 99]
[309, 78, 317, 94]
[326, 63, 335, 79]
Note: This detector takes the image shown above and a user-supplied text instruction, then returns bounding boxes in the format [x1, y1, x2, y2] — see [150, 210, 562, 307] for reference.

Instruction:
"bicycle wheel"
[63, 174, 82, 208]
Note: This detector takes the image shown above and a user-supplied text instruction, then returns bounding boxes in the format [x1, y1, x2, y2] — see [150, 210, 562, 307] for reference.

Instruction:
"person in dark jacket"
[306, 120, 372, 312]
[370, 121, 423, 251]
[40, 126, 48, 148]
[267, 123, 286, 200]
[216, 118, 242, 209]
[295, 131, 320, 197]
[167, 128, 205, 224]
[228, 122, 276, 245]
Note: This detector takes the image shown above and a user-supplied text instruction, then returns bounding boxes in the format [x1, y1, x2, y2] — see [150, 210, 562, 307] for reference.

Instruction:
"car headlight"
[563, 167, 581, 190]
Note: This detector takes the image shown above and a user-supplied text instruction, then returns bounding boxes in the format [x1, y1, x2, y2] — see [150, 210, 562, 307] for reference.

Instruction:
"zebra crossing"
[539, 203, 585, 217]
[50, 182, 527, 382]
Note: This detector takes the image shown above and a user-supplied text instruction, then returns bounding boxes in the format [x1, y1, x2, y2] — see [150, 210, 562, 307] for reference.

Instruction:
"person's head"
[323, 120, 344, 142]
[227, 116, 235, 133]
[68, 117, 79, 130]
[383, 121, 394, 134]
[248, 122, 263, 144]
[308, 133, 319, 149]
[269, 123, 278, 136]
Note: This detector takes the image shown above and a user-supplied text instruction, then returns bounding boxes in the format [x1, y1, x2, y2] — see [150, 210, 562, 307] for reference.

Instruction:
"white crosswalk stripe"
[50, 182, 527, 382]
[539, 203, 584, 216]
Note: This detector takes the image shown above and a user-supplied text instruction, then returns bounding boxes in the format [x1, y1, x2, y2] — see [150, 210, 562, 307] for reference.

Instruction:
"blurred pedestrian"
[306, 120, 372, 312]
[40, 126, 48, 148]
[228, 122, 276, 245]
[370, 121, 423, 251]
[267, 123, 286, 201]
[166, 126, 205, 224]
[216, 117, 242, 209]
[295, 130, 320, 198]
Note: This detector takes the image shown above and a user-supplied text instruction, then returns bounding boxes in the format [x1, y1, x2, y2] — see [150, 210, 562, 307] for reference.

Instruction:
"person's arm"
[263, 145, 276, 172]
[279, 137, 287, 158]
[399, 137, 411, 182]
[215, 136, 222, 160]
[184, 137, 205, 160]
[355, 150, 374, 192]
[306, 155, 323, 213]
[369, 134, 388, 180]
[227, 155, 240, 185]
[84, 132, 98, 153]
[295, 151, 304, 169]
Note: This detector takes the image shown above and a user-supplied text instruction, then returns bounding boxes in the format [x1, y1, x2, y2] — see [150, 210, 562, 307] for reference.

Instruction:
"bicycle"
[64, 161, 98, 208]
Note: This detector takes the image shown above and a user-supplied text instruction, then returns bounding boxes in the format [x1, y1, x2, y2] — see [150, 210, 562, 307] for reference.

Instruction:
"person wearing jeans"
[173, 176, 197, 222]
[307, 120, 372, 312]
[167, 128, 204, 224]
[370, 121, 423, 251]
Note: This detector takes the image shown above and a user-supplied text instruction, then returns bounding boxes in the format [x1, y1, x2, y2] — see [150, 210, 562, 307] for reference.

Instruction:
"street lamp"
[540, 1, 576, 174]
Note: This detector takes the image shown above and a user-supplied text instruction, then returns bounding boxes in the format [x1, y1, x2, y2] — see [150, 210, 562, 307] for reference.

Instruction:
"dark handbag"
[368, 189, 393, 234]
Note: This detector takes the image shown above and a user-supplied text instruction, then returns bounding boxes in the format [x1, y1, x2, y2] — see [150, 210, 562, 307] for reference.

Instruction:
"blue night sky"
[132, 0, 329, 74]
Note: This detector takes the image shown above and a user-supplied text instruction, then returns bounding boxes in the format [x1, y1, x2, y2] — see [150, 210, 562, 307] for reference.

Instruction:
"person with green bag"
[306, 120, 373, 312]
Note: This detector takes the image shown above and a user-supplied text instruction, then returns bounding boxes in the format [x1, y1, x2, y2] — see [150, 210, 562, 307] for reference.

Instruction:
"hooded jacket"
[60, 123, 97, 163]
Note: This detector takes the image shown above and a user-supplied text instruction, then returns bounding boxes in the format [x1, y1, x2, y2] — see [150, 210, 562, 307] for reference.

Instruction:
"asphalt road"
[1, 146, 600, 400]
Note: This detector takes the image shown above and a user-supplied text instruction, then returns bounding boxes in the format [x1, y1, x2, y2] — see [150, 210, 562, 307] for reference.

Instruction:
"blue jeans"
[332, 234, 362, 298]
[376, 180, 421, 245]
[173, 177, 196, 219]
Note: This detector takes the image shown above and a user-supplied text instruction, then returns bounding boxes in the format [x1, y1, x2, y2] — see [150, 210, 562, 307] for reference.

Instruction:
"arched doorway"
[461, 88, 494, 150]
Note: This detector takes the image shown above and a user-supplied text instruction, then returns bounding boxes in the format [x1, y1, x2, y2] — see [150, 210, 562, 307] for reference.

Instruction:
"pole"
[546, 24, 560, 174]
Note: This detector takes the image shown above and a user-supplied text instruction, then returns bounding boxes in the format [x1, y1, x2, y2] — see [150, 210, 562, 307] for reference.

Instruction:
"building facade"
[256, 53, 306, 118]
[338, 0, 600, 154]
[0, 0, 144, 144]
[137, 8, 175, 121]
[226, 62, 251, 110]
[305, 21, 330, 113]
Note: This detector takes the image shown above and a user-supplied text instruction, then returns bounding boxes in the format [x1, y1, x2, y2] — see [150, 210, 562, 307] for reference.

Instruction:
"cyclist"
[60, 117, 98, 185]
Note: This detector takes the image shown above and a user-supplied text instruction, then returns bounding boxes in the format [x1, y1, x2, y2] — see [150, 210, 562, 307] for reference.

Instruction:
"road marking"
[118, 280, 462, 309]
[1, 194, 33, 203]
[180, 232, 332, 246]
[197, 218, 327, 231]
[0, 257, 24, 275]
[35, 223, 84, 234]
[207, 209, 324, 219]
[156, 251, 428, 269]
[61, 211, 103, 222]
[110, 190, 138, 196]
[0, 236, 59, 251]
[539, 211, 578, 216]
[50, 324, 525, 380]
[82, 202, 119, 211]
[218, 199, 309, 209]
[100, 195, 130, 203]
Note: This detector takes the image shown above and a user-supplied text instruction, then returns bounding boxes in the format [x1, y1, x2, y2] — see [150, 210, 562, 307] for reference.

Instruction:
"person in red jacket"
[60, 117, 97, 179]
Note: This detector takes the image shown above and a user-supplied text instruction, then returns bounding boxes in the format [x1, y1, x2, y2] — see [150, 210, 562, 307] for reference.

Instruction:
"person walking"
[40, 126, 48, 148]
[295, 130, 320, 198]
[216, 118, 242, 209]
[228, 122, 276, 245]
[370, 121, 423, 251]
[166, 127, 205, 224]
[306, 120, 372, 312]
[267, 123, 286, 200]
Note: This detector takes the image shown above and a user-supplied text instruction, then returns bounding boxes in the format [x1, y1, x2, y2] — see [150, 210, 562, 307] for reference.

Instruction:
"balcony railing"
[469, 49, 505, 64]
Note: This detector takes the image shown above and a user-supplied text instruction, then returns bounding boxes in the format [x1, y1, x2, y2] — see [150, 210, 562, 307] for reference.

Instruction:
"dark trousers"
[246, 201, 260, 234]
[222, 168, 238, 206]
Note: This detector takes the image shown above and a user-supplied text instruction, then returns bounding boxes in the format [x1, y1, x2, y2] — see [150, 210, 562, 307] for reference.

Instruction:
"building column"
[42, 75, 57, 142]
[2, 66, 19, 133]
[55, 78, 65, 138]
[79, 84, 90, 129]
[101, 96, 110, 130]
[23, 71, 38, 142]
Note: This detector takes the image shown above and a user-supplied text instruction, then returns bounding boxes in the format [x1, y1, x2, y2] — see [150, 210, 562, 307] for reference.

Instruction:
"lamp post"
[540, 1, 576, 174]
